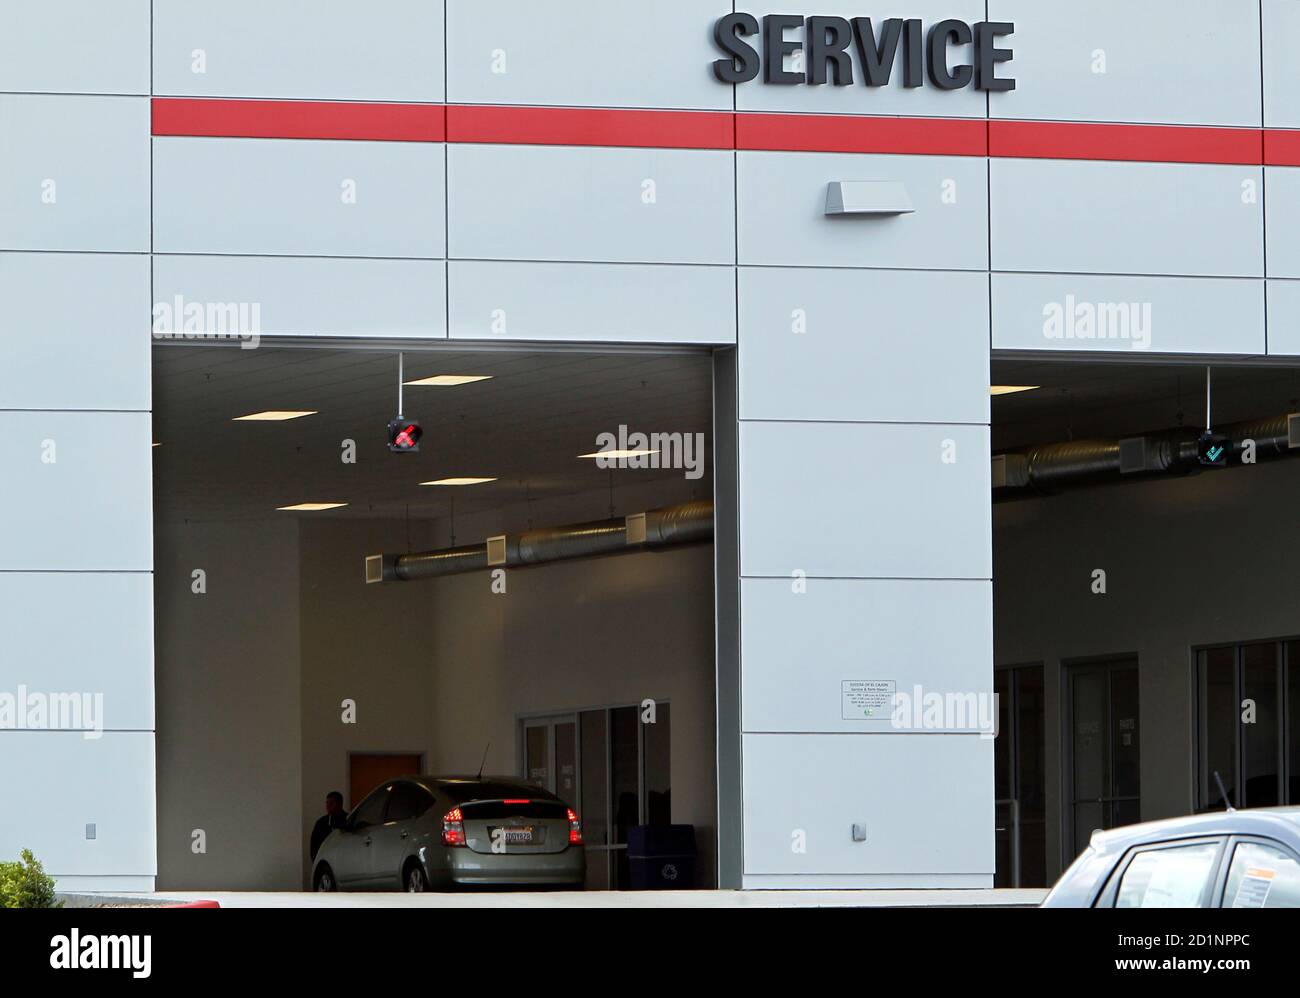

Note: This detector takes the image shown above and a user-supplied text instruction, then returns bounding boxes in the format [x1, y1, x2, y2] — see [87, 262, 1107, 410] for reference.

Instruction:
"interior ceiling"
[156, 348, 1300, 520]
[153, 344, 713, 522]
[992, 358, 1300, 451]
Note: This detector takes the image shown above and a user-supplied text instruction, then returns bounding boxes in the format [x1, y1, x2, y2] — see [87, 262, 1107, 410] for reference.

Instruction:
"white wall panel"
[739, 151, 988, 270]
[0, 252, 150, 410]
[153, 137, 445, 259]
[989, 0, 1262, 127]
[153, 0, 444, 102]
[1262, 0, 1300, 129]
[0, 411, 152, 571]
[992, 159, 1264, 278]
[1267, 279, 1300, 356]
[0, 95, 149, 252]
[992, 272, 1265, 355]
[742, 732, 994, 875]
[742, 578, 992, 733]
[447, 0, 730, 110]
[738, 267, 989, 423]
[449, 261, 736, 344]
[739, 421, 992, 579]
[0, 573, 153, 731]
[0, 0, 150, 95]
[1265, 167, 1300, 279]
[0, 732, 156, 878]
[153, 255, 447, 340]
[449, 145, 734, 265]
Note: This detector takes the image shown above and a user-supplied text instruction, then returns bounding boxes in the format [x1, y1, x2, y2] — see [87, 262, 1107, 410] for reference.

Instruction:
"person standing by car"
[310, 791, 348, 862]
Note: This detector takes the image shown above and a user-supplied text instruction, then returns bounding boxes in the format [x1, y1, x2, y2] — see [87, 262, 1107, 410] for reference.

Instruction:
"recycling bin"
[627, 824, 696, 889]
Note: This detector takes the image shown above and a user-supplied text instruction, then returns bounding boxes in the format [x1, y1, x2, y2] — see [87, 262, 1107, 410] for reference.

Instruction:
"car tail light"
[567, 807, 583, 846]
[442, 807, 466, 847]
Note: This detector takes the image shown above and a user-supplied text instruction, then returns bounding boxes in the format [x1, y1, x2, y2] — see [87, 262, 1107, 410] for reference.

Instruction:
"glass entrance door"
[1068, 658, 1141, 858]
[523, 716, 577, 798]
[521, 703, 673, 889]
[523, 721, 551, 790]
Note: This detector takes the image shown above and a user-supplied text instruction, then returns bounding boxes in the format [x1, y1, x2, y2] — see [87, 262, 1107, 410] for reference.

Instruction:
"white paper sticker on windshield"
[1231, 867, 1275, 908]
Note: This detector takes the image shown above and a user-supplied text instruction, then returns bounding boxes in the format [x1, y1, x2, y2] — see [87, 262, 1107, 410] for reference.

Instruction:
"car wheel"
[405, 863, 428, 893]
[314, 865, 336, 892]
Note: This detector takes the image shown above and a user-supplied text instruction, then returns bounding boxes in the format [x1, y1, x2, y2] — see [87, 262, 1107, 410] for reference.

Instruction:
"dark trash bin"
[628, 824, 696, 889]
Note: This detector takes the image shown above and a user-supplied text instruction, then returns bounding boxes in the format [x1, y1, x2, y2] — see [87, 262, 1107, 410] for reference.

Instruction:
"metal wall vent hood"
[824, 180, 914, 216]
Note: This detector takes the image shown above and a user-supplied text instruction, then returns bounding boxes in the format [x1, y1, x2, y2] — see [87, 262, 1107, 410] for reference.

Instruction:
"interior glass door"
[1068, 659, 1141, 858]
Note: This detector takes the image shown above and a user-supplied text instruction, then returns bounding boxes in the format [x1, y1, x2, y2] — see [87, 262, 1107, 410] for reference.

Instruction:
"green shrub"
[0, 849, 62, 909]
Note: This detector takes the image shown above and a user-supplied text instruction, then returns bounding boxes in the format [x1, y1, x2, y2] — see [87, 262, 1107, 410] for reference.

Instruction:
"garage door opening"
[992, 359, 1300, 890]
[151, 342, 718, 892]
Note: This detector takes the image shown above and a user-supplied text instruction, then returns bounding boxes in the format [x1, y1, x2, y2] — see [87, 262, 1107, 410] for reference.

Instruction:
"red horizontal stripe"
[445, 104, 733, 149]
[1264, 129, 1300, 167]
[151, 100, 1300, 168]
[989, 119, 1261, 165]
[151, 98, 446, 142]
[737, 113, 987, 156]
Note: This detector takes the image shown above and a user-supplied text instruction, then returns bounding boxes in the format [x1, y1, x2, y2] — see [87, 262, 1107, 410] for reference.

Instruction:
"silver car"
[1043, 806, 1300, 907]
[312, 775, 586, 892]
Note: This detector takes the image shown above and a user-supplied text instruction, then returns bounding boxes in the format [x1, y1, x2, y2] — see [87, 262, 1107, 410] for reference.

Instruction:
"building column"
[0, 4, 156, 890]
[721, 266, 995, 889]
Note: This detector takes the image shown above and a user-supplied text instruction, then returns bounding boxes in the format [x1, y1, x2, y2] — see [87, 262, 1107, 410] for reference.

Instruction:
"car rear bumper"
[443, 846, 585, 886]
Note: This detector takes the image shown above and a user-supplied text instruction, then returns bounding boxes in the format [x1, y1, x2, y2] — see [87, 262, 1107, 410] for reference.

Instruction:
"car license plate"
[491, 826, 534, 845]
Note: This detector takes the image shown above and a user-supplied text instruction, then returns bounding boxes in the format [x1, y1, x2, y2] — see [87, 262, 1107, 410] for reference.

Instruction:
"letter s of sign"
[713, 13, 761, 83]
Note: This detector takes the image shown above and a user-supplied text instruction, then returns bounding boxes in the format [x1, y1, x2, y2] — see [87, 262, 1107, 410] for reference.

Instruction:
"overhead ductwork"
[366, 500, 714, 583]
[993, 412, 1300, 494]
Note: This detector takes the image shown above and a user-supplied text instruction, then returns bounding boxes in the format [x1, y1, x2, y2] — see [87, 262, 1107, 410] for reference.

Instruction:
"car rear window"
[435, 780, 558, 803]
[459, 800, 569, 820]
[433, 780, 567, 819]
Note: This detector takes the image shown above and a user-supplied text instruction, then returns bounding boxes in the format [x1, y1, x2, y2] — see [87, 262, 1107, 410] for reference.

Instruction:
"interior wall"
[154, 518, 302, 890]
[157, 510, 717, 889]
[993, 457, 1300, 879]
[425, 542, 719, 886]
[297, 517, 438, 887]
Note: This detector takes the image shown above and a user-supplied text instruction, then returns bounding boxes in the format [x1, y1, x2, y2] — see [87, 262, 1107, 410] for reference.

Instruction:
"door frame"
[518, 700, 672, 888]
[1061, 654, 1141, 864]
[520, 713, 578, 797]
[994, 661, 1045, 888]
[1193, 637, 1294, 811]
[344, 750, 426, 809]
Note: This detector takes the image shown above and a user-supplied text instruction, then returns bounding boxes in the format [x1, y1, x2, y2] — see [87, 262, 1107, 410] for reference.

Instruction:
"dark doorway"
[1066, 658, 1141, 859]
[995, 663, 1047, 886]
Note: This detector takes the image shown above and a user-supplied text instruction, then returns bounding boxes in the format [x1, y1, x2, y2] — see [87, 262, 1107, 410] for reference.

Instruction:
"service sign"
[712, 14, 1015, 91]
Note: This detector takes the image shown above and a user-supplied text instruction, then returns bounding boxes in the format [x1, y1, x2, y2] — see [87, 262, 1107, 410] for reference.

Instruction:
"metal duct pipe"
[368, 500, 715, 583]
[1022, 439, 1125, 488]
[643, 499, 715, 545]
[515, 519, 626, 564]
[390, 544, 488, 578]
[995, 412, 1299, 494]
[1227, 414, 1291, 457]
